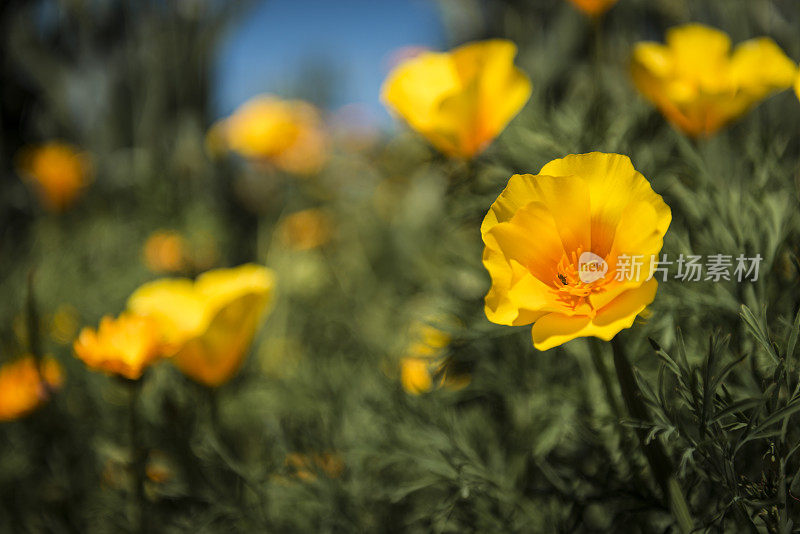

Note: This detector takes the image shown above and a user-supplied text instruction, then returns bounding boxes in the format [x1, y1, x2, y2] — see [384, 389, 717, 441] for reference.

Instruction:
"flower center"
[552, 247, 608, 313]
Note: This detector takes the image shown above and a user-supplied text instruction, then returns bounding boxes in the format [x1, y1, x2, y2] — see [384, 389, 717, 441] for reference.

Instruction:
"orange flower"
[381, 39, 532, 159]
[567, 0, 618, 16]
[482, 153, 671, 350]
[74, 313, 165, 380]
[0, 355, 63, 422]
[278, 209, 333, 251]
[143, 230, 187, 273]
[631, 24, 797, 137]
[17, 142, 91, 212]
[209, 95, 328, 175]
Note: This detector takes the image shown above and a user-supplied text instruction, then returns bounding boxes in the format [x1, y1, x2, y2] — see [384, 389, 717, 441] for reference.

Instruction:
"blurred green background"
[1, 0, 799, 532]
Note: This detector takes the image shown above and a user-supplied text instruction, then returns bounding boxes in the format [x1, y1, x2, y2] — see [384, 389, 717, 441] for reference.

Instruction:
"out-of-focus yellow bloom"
[278, 209, 332, 251]
[127, 264, 275, 387]
[482, 153, 671, 350]
[631, 24, 797, 137]
[381, 39, 532, 159]
[567, 0, 618, 16]
[209, 95, 328, 175]
[400, 357, 436, 395]
[400, 319, 469, 395]
[285, 452, 344, 481]
[74, 313, 164, 380]
[0, 355, 63, 422]
[17, 142, 91, 212]
[407, 322, 451, 358]
[146, 451, 173, 484]
[143, 230, 188, 273]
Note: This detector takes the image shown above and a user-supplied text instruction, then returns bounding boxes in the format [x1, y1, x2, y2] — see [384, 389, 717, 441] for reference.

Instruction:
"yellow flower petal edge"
[631, 23, 797, 137]
[482, 153, 671, 350]
[381, 39, 532, 159]
[127, 264, 276, 387]
[74, 313, 164, 380]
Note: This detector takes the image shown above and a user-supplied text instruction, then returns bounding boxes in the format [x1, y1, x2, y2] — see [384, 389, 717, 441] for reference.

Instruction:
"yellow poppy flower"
[399, 318, 469, 395]
[74, 313, 164, 380]
[381, 39, 532, 159]
[482, 153, 671, 351]
[209, 95, 328, 175]
[127, 264, 275, 387]
[0, 355, 63, 422]
[17, 142, 91, 212]
[631, 24, 797, 137]
[567, 0, 618, 16]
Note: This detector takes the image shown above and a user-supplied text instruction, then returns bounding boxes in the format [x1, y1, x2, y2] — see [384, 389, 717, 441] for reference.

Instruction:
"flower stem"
[588, 341, 622, 420]
[610, 337, 694, 533]
[128, 380, 147, 534]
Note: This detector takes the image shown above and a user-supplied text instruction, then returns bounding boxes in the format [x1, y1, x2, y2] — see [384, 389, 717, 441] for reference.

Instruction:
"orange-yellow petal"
[73, 313, 164, 380]
[531, 279, 658, 350]
[128, 264, 275, 387]
[539, 153, 671, 258]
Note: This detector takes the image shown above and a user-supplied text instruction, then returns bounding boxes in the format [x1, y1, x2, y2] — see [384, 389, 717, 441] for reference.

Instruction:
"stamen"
[551, 246, 607, 314]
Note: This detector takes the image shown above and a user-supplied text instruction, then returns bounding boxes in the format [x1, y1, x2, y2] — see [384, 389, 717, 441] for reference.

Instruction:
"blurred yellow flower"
[400, 319, 469, 395]
[381, 39, 532, 159]
[209, 95, 328, 175]
[0, 355, 63, 422]
[146, 451, 173, 484]
[143, 230, 187, 273]
[285, 452, 344, 481]
[278, 209, 333, 251]
[127, 264, 275, 387]
[400, 357, 436, 395]
[482, 153, 671, 350]
[631, 24, 797, 137]
[74, 313, 164, 380]
[567, 0, 618, 16]
[17, 142, 91, 212]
